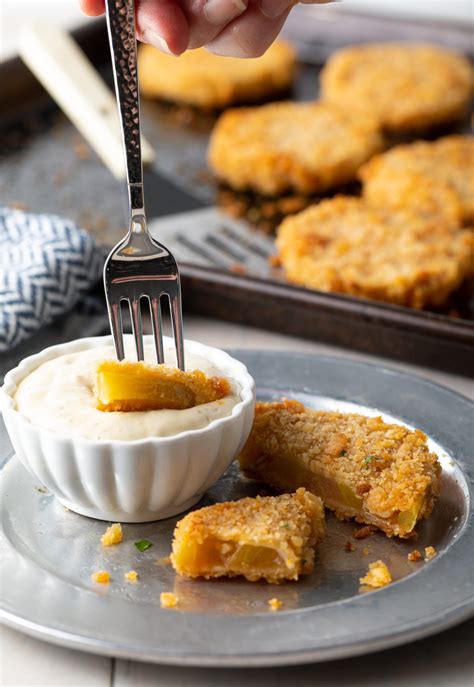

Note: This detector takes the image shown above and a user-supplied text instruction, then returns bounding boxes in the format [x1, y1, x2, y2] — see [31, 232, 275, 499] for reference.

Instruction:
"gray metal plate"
[1, 351, 473, 666]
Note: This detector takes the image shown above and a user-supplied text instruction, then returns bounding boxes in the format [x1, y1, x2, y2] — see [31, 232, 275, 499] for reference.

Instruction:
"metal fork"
[103, 0, 185, 369]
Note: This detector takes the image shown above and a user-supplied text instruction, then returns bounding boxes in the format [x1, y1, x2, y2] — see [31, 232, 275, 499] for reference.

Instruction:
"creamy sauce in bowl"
[14, 345, 241, 441]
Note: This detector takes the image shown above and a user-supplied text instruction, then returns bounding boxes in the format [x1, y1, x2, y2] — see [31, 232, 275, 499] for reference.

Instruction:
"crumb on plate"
[156, 556, 172, 567]
[160, 592, 179, 608]
[360, 560, 392, 589]
[125, 570, 138, 582]
[424, 545, 437, 560]
[408, 549, 422, 562]
[268, 598, 283, 611]
[353, 525, 377, 540]
[362, 547, 370, 556]
[345, 541, 355, 552]
[91, 570, 110, 584]
[100, 523, 122, 546]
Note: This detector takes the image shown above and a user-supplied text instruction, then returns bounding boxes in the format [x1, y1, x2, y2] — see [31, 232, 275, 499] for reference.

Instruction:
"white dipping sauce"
[15, 345, 241, 441]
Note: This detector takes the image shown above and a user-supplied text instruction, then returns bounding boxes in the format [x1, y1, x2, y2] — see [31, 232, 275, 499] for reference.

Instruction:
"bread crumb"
[424, 545, 437, 560]
[125, 570, 138, 582]
[160, 592, 178, 608]
[353, 525, 376, 540]
[73, 138, 90, 160]
[362, 547, 370, 556]
[156, 556, 171, 566]
[229, 263, 247, 275]
[345, 541, 355, 552]
[268, 598, 283, 611]
[360, 560, 392, 588]
[100, 523, 122, 546]
[91, 570, 110, 584]
[408, 549, 422, 562]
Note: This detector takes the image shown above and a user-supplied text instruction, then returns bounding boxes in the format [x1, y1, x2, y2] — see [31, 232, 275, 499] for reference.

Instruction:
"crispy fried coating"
[276, 196, 473, 308]
[238, 400, 441, 538]
[138, 41, 296, 110]
[208, 101, 383, 195]
[362, 170, 463, 227]
[360, 136, 474, 225]
[320, 43, 473, 132]
[171, 488, 325, 583]
[94, 360, 230, 412]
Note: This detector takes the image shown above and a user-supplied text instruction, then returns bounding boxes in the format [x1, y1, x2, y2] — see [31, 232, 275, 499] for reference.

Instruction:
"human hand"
[80, 0, 336, 57]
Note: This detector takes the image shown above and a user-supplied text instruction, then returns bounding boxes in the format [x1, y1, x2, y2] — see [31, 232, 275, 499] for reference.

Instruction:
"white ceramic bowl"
[0, 336, 256, 522]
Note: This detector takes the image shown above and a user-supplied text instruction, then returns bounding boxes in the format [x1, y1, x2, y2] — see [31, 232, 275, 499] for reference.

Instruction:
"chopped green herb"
[364, 455, 379, 465]
[339, 450, 347, 457]
[281, 523, 290, 529]
[302, 559, 308, 566]
[134, 539, 153, 552]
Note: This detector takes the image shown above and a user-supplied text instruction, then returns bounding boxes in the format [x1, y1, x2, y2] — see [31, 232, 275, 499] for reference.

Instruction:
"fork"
[103, 0, 185, 370]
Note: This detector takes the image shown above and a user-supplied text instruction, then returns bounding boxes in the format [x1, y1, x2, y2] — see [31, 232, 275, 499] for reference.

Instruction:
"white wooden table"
[1, 315, 473, 687]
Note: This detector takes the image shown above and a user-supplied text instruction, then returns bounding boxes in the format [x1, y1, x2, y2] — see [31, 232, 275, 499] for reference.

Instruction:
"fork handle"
[105, 0, 144, 214]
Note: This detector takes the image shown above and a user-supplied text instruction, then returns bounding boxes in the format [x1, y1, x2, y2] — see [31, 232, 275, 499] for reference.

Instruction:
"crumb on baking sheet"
[125, 570, 138, 582]
[229, 263, 247, 275]
[100, 523, 123, 546]
[268, 255, 281, 268]
[408, 549, 422, 562]
[345, 541, 355, 552]
[353, 526, 376, 540]
[160, 592, 179, 608]
[73, 138, 91, 160]
[424, 545, 437, 560]
[360, 560, 392, 589]
[268, 598, 283, 611]
[91, 570, 110, 584]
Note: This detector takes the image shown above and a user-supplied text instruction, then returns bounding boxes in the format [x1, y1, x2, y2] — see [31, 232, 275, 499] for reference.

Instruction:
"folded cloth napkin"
[0, 206, 103, 353]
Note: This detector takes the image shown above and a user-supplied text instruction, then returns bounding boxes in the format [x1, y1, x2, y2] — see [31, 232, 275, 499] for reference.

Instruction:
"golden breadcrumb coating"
[100, 523, 122, 546]
[276, 196, 473, 308]
[138, 41, 296, 110]
[321, 43, 473, 132]
[208, 101, 383, 196]
[94, 359, 230, 412]
[239, 400, 441, 538]
[91, 570, 110, 584]
[362, 170, 463, 227]
[359, 136, 474, 225]
[360, 560, 392, 588]
[171, 488, 325, 583]
[160, 592, 179, 608]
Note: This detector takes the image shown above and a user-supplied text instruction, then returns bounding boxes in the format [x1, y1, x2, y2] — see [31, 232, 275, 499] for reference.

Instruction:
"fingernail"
[204, 0, 247, 26]
[259, 0, 290, 19]
[143, 30, 174, 56]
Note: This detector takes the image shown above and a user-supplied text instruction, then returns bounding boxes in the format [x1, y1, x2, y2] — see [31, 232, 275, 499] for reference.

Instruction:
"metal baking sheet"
[1, 351, 473, 666]
[0, 16, 473, 373]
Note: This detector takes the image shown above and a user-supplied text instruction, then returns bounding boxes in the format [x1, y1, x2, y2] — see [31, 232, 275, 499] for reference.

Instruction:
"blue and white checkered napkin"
[0, 206, 103, 352]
